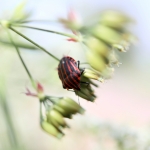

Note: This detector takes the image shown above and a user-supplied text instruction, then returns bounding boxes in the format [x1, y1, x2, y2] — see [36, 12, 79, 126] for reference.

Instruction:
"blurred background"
[0, 0, 150, 150]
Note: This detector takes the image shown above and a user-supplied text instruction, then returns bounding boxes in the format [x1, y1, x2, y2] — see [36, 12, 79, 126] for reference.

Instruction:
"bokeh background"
[0, 0, 150, 150]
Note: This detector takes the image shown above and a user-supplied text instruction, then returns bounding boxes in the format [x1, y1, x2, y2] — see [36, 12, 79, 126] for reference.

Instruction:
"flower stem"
[6, 28, 36, 89]
[9, 26, 60, 61]
[10, 24, 77, 39]
[13, 19, 58, 24]
[40, 102, 44, 122]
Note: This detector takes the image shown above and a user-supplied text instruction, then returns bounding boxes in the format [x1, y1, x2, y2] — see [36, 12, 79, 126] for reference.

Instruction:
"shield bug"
[58, 56, 84, 91]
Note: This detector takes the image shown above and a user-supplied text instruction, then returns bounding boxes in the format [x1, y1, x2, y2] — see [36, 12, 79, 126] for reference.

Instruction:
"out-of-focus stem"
[9, 26, 60, 62]
[11, 24, 77, 39]
[0, 39, 37, 50]
[6, 28, 36, 89]
[0, 80, 18, 149]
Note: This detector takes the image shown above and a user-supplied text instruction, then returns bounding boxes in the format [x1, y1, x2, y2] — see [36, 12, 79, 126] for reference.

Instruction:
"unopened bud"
[99, 10, 133, 29]
[75, 90, 95, 102]
[41, 121, 64, 139]
[82, 68, 104, 82]
[86, 36, 110, 57]
[47, 109, 68, 128]
[53, 105, 72, 119]
[56, 98, 84, 114]
[92, 25, 123, 45]
[86, 50, 107, 73]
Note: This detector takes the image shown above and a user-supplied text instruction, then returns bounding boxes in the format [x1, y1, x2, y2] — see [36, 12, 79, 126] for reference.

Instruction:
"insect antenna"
[63, 49, 72, 57]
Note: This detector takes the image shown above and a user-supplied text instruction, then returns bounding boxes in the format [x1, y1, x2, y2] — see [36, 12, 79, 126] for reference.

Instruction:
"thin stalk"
[11, 24, 77, 39]
[9, 26, 60, 61]
[13, 19, 58, 24]
[6, 28, 36, 89]
[40, 102, 44, 122]
[2, 97, 19, 148]
[0, 39, 37, 50]
[0, 80, 18, 149]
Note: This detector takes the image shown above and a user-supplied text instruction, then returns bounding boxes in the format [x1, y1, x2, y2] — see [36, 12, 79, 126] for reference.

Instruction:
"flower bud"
[64, 97, 84, 111]
[85, 36, 110, 57]
[41, 121, 64, 139]
[53, 105, 72, 119]
[56, 98, 84, 114]
[80, 76, 98, 87]
[86, 50, 107, 73]
[75, 90, 95, 102]
[99, 10, 133, 29]
[92, 25, 123, 45]
[82, 68, 104, 82]
[59, 9, 82, 31]
[47, 109, 68, 128]
[75, 82, 96, 102]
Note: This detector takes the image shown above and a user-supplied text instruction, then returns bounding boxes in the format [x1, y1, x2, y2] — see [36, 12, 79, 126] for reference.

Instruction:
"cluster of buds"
[75, 68, 103, 102]
[60, 10, 135, 78]
[58, 10, 136, 103]
[26, 83, 84, 139]
[83, 10, 135, 77]
[41, 96, 84, 139]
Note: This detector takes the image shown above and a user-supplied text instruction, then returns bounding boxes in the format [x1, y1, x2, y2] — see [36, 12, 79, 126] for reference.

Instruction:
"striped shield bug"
[58, 56, 85, 91]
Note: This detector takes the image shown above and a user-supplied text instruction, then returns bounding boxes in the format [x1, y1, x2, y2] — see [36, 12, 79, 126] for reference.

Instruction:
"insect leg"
[80, 68, 85, 75]
[80, 81, 89, 86]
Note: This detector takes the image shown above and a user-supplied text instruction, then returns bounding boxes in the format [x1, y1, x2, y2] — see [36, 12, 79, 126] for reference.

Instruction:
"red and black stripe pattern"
[58, 56, 81, 90]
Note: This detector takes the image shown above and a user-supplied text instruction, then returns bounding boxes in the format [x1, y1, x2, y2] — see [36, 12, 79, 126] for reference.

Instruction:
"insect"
[58, 56, 84, 91]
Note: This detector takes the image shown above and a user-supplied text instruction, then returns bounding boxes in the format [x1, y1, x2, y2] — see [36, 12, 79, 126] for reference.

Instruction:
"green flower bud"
[99, 10, 133, 29]
[82, 68, 104, 82]
[80, 76, 98, 87]
[75, 90, 95, 102]
[92, 25, 123, 45]
[85, 36, 110, 57]
[53, 105, 72, 119]
[64, 97, 84, 113]
[75, 82, 96, 102]
[86, 50, 107, 73]
[41, 121, 64, 139]
[81, 84, 96, 97]
[56, 98, 84, 114]
[47, 109, 68, 128]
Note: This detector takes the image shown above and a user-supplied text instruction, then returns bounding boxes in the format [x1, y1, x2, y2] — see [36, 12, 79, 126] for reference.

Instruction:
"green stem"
[0, 81, 18, 149]
[11, 24, 77, 39]
[40, 102, 44, 122]
[2, 97, 19, 148]
[13, 19, 58, 24]
[6, 28, 36, 88]
[0, 39, 37, 50]
[9, 26, 60, 61]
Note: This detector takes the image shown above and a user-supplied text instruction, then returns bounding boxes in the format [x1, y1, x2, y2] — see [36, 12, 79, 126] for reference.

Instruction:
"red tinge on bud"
[67, 38, 77, 42]
[37, 82, 44, 93]
[67, 8, 78, 22]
